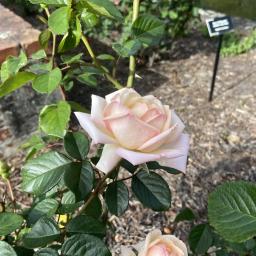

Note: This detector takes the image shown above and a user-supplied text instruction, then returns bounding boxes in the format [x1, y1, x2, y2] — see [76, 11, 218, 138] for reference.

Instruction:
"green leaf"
[64, 132, 89, 160]
[175, 208, 196, 222]
[82, 66, 104, 75]
[1, 50, 27, 82]
[31, 50, 47, 60]
[58, 191, 83, 214]
[132, 170, 171, 211]
[105, 181, 129, 216]
[0, 241, 17, 256]
[22, 151, 72, 195]
[48, 6, 71, 35]
[14, 246, 34, 256]
[39, 101, 71, 138]
[113, 40, 142, 57]
[67, 215, 106, 236]
[81, 10, 99, 28]
[0, 213, 24, 236]
[77, 74, 97, 87]
[28, 199, 59, 225]
[34, 248, 59, 256]
[58, 17, 82, 53]
[28, 62, 53, 74]
[83, 197, 102, 219]
[0, 72, 36, 98]
[61, 53, 83, 64]
[21, 135, 45, 160]
[29, 0, 69, 5]
[147, 161, 182, 175]
[208, 181, 256, 243]
[23, 217, 60, 249]
[64, 161, 94, 201]
[39, 29, 52, 49]
[188, 224, 213, 254]
[132, 15, 165, 46]
[96, 54, 115, 61]
[61, 234, 111, 256]
[32, 68, 62, 94]
[81, 0, 123, 21]
[120, 159, 137, 173]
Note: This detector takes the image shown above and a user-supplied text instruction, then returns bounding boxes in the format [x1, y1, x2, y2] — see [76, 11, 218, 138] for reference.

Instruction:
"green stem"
[52, 34, 56, 59]
[127, 0, 140, 88]
[81, 35, 123, 90]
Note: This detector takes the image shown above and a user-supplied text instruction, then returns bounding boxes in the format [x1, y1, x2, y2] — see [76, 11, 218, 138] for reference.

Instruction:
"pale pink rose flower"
[121, 229, 188, 256]
[75, 88, 189, 174]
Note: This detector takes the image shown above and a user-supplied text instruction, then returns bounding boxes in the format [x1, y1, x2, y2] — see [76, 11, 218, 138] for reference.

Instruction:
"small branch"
[52, 34, 56, 59]
[127, 0, 140, 88]
[81, 36, 96, 59]
[81, 35, 123, 90]
[6, 179, 16, 211]
[76, 168, 117, 216]
[109, 169, 140, 184]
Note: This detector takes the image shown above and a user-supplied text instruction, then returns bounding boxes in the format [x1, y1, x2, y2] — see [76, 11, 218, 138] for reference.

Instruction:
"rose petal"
[163, 236, 188, 256]
[147, 244, 170, 256]
[141, 108, 162, 122]
[143, 95, 164, 112]
[131, 101, 149, 117]
[105, 113, 159, 150]
[162, 106, 171, 131]
[135, 230, 162, 256]
[138, 125, 177, 152]
[121, 246, 136, 256]
[105, 88, 140, 103]
[167, 110, 185, 143]
[116, 133, 189, 172]
[103, 101, 129, 119]
[158, 133, 189, 173]
[116, 147, 182, 166]
[75, 112, 115, 144]
[91, 95, 106, 126]
[96, 144, 121, 174]
[120, 89, 141, 107]
[147, 114, 167, 131]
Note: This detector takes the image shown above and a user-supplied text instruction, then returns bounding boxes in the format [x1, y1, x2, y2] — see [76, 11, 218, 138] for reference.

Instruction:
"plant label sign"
[206, 16, 233, 37]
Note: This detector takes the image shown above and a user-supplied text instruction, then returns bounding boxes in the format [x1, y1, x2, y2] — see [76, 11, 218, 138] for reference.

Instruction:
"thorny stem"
[127, 0, 140, 88]
[76, 167, 117, 216]
[81, 35, 123, 90]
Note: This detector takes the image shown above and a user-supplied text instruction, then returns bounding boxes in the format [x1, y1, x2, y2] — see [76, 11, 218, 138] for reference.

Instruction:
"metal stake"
[209, 34, 223, 102]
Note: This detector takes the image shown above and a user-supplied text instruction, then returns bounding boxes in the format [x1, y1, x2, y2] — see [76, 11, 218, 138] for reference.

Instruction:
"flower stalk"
[127, 0, 140, 88]
[81, 35, 123, 90]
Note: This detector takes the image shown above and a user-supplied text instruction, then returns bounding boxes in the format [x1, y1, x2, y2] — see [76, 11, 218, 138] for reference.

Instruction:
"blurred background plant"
[221, 30, 256, 57]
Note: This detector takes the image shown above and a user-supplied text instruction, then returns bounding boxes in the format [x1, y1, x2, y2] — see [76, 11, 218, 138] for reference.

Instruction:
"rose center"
[147, 244, 170, 256]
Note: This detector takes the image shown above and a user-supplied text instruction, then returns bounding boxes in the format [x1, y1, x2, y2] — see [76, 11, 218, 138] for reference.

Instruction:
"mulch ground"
[0, 32, 255, 254]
